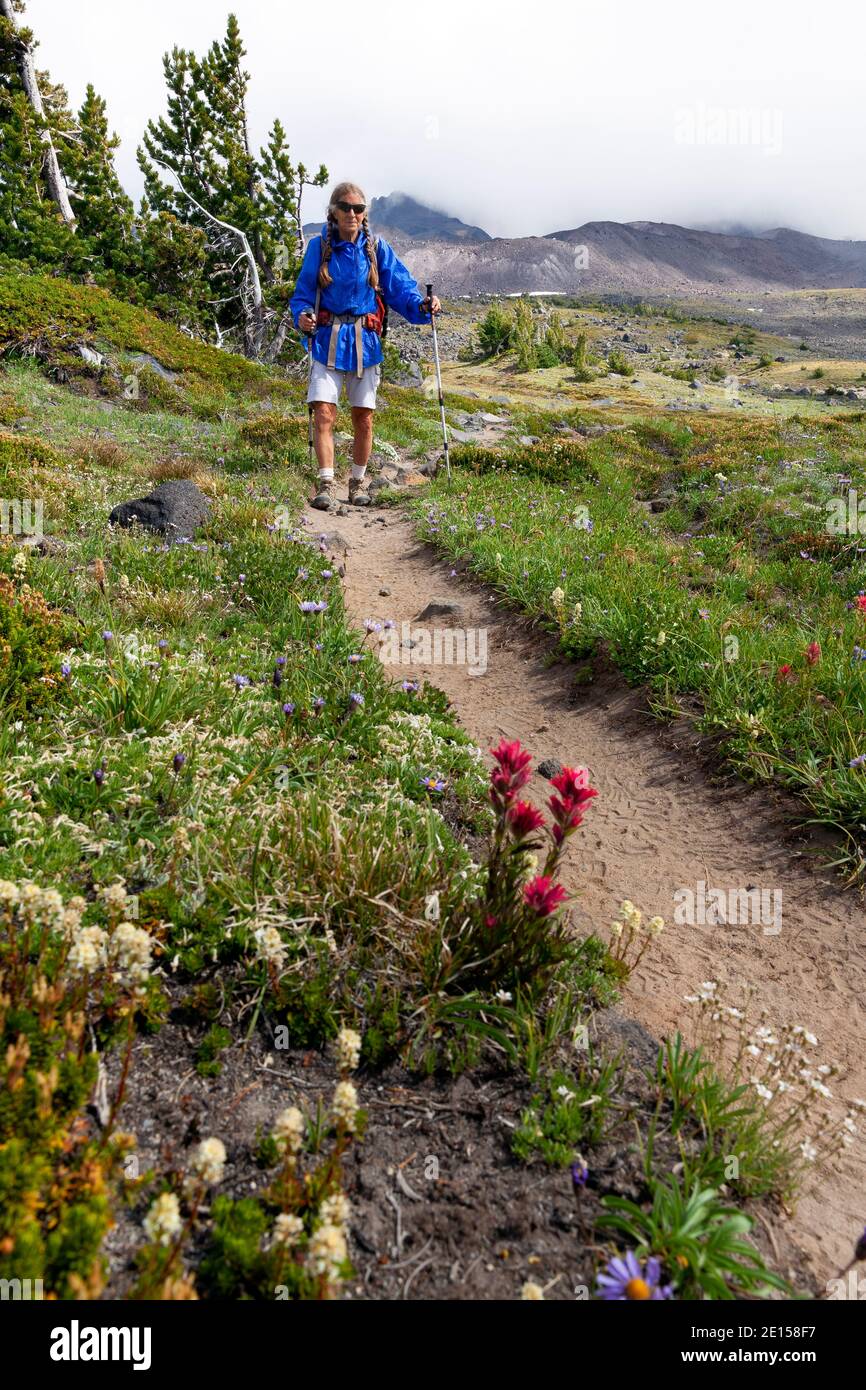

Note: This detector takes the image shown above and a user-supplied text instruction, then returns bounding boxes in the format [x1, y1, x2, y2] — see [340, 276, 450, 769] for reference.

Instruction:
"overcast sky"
[23, 0, 866, 241]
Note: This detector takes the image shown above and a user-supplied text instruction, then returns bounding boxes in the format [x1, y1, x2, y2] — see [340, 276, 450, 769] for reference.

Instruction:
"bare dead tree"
[153, 159, 301, 363]
[0, 0, 76, 226]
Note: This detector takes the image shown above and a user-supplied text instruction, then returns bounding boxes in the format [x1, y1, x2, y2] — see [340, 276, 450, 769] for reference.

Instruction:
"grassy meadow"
[0, 274, 861, 1300]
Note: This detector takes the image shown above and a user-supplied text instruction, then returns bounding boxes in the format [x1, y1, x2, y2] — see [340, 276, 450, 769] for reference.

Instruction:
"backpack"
[312, 233, 389, 341]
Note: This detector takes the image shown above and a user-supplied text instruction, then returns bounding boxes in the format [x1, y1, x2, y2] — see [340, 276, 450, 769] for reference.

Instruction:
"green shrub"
[0, 570, 74, 714]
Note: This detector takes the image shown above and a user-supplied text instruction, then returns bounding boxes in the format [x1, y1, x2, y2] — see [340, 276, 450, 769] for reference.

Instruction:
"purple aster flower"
[233, 674, 250, 689]
[314, 642, 323, 651]
[172, 752, 186, 773]
[698, 609, 710, 620]
[348, 654, 363, 664]
[275, 655, 287, 667]
[297, 567, 309, 580]
[312, 696, 325, 713]
[348, 691, 364, 708]
[571, 1158, 589, 1190]
[282, 701, 295, 717]
[158, 639, 168, 651]
[238, 573, 246, 584]
[401, 680, 419, 693]
[322, 569, 333, 579]
[420, 775, 446, 792]
[596, 1251, 672, 1300]
[383, 619, 395, 630]
[299, 600, 318, 613]
[102, 630, 113, 642]
[61, 662, 71, 678]
[93, 766, 105, 787]
[849, 753, 866, 768]
[852, 647, 866, 662]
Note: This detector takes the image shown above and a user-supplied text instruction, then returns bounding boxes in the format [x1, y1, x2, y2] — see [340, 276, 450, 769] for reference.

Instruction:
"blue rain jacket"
[289, 223, 431, 373]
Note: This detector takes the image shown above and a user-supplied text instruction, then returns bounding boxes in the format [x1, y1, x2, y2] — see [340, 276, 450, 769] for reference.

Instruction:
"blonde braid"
[318, 212, 338, 288]
[362, 214, 379, 288]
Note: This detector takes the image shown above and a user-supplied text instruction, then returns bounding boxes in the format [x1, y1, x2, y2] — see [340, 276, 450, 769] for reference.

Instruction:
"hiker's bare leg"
[350, 406, 373, 474]
[313, 401, 337, 475]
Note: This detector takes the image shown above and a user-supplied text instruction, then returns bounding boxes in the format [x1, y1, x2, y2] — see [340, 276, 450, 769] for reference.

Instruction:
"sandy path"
[302, 493, 865, 1285]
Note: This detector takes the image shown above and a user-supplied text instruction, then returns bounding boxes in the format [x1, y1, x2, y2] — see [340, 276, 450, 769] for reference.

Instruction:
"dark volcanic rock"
[109, 480, 210, 539]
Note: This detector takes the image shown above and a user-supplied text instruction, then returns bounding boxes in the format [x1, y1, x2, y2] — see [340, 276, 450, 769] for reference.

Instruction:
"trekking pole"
[306, 318, 315, 474]
[426, 282, 451, 481]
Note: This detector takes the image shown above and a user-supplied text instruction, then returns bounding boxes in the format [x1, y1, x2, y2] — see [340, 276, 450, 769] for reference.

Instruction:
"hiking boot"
[348, 476, 371, 506]
[310, 477, 335, 511]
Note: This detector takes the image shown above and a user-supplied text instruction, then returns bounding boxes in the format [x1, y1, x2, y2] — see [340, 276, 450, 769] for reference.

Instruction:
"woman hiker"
[289, 181, 441, 510]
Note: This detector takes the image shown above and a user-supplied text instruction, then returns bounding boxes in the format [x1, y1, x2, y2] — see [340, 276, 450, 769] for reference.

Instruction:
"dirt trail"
[302, 489, 865, 1286]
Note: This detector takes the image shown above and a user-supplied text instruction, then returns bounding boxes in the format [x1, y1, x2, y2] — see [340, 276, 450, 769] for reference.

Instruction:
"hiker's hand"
[420, 294, 441, 315]
[299, 311, 316, 333]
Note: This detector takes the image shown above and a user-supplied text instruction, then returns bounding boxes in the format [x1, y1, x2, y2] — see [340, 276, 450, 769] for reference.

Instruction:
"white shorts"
[306, 358, 381, 409]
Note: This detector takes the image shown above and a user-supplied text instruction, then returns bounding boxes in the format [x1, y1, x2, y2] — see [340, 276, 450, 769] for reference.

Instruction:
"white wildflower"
[320, 1192, 351, 1229]
[111, 922, 152, 985]
[191, 1137, 226, 1185]
[336, 1027, 362, 1072]
[68, 924, 108, 975]
[270, 1213, 304, 1247]
[143, 1192, 182, 1246]
[332, 1080, 358, 1132]
[307, 1223, 347, 1278]
[273, 1106, 305, 1156]
[254, 925, 287, 969]
[521, 1281, 545, 1300]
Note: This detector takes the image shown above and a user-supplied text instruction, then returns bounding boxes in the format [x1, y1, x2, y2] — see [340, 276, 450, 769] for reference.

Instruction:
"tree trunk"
[0, 0, 76, 226]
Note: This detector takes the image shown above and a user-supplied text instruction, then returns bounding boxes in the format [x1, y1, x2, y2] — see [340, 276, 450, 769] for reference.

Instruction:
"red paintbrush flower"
[776, 663, 795, 683]
[805, 641, 821, 666]
[523, 876, 568, 916]
[857, 595, 866, 613]
[550, 766, 592, 798]
[489, 738, 533, 808]
[507, 800, 545, 838]
[547, 766, 598, 842]
[490, 738, 533, 781]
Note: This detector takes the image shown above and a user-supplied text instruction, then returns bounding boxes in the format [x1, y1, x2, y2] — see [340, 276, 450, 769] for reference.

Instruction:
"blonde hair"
[318, 181, 379, 290]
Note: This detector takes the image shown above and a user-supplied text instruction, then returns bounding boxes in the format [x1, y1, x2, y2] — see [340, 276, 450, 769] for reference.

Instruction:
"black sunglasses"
[335, 201, 366, 215]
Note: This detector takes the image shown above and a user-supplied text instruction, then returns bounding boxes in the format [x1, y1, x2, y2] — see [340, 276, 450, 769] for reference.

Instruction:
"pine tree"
[67, 85, 135, 273]
[138, 13, 327, 354]
[0, 2, 81, 270]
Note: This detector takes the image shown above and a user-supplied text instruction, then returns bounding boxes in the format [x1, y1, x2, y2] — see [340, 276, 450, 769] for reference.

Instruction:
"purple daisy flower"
[420, 775, 446, 792]
[849, 753, 866, 768]
[61, 662, 71, 678]
[102, 630, 113, 642]
[596, 1251, 672, 1300]
[348, 654, 363, 664]
[312, 696, 325, 713]
[348, 691, 364, 707]
[282, 702, 295, 717]
[233, 674, 250, 689]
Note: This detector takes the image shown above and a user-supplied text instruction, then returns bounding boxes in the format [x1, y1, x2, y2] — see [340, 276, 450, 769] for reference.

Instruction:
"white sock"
[350, 463, 367, 481]
[318, 467, 334, 481]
